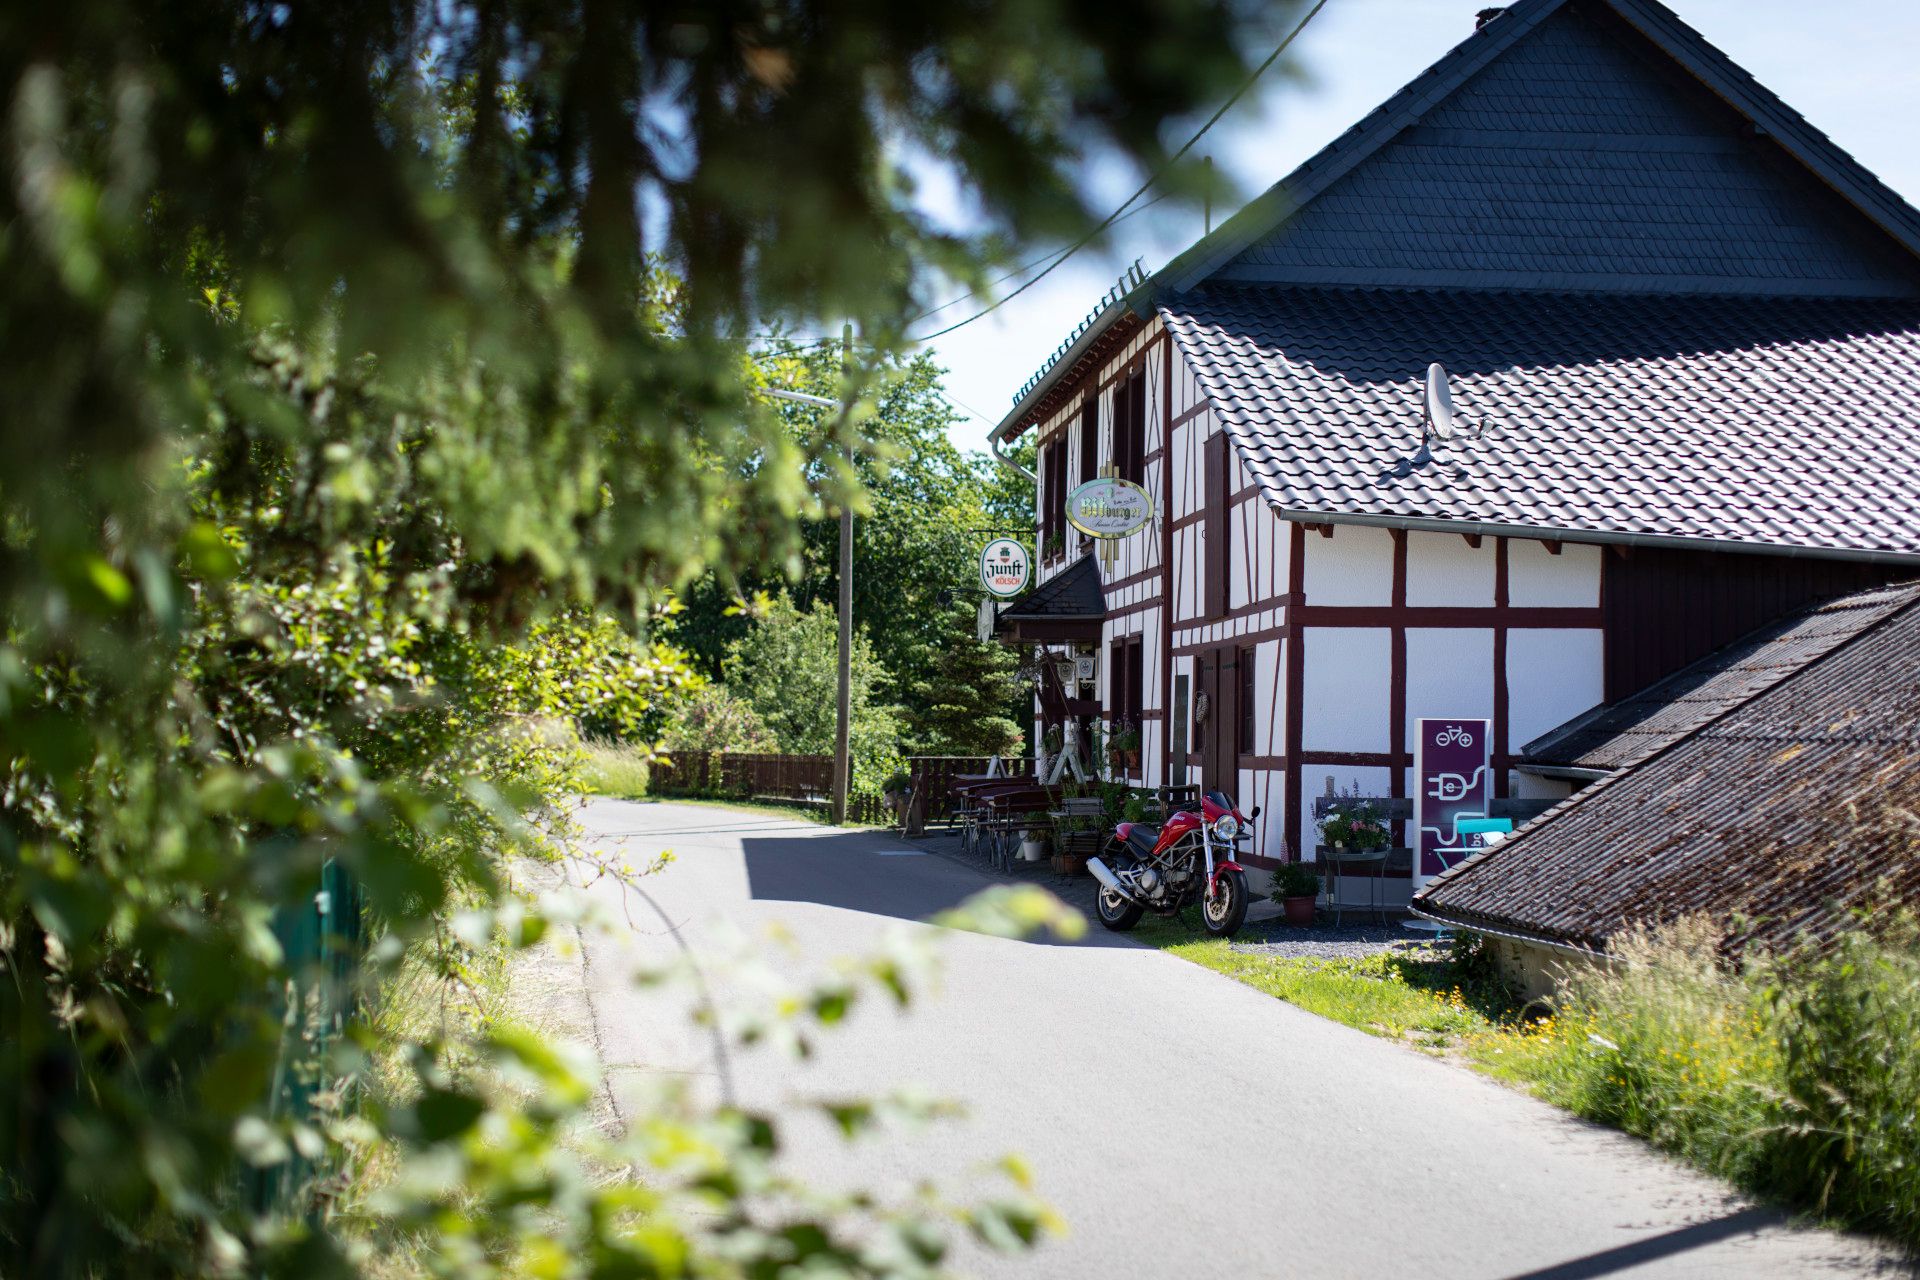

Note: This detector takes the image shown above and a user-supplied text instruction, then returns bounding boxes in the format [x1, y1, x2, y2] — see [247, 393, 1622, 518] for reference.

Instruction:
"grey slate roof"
[1414, 584, 1920, 953]
[1160, 287, 1920, 561]
[996, 554, 1106, 622]
[1523, 581, 1920, 775]
[1162, 0, 1920, 297]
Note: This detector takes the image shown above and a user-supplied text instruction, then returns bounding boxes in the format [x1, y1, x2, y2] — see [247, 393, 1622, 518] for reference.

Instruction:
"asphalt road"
[517, 799, 1904, 1279]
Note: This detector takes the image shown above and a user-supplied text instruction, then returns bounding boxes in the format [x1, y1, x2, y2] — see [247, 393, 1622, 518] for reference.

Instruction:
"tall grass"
[574, 736, 652, 799]
[1482, 914, 1920, 1247]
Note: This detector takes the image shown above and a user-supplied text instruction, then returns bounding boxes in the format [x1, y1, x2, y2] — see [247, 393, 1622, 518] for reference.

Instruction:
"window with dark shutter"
[1040, 438, 1068, 559]
[1128, 637, 1145, 738]
[1238, 645, 1256, 758]
[1204, 432, 1229, 617]
[1107, 636, 1146, 770]
[1078, 398, 1099, 548]
[1111, 366, 1146, 486]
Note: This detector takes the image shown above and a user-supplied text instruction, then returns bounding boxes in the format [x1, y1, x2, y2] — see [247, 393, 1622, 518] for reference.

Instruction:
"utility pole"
[832, 322, 854, 826]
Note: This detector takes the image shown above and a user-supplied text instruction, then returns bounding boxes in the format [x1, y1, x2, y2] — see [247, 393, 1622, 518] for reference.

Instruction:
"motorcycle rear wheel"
[1095, 885, 1143, 932]
[1201, 868, 1249, 937]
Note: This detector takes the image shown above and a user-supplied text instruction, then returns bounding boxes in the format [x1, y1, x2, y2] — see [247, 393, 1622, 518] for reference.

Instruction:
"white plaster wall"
[1406, 533, 1496, 607]
[1229, 500, 1250, 611]
[1506, 628, 1606, 747]
[1509, 540, 1602, 607]
[1252, 638, 1285, 758]
[1303, 525, 1395, 605]
[1300, 626, 1391, 754]
[1510, 772, 1575, 801]
[1405, 628, 1495, 741]
[1247, 765, 1287, 863]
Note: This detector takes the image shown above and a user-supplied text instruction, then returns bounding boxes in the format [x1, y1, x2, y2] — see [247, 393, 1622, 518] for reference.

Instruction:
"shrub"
[660, 681, 777, 755]
[1515, 913, 1920, 1248]
[1270, 863, 1322, 901]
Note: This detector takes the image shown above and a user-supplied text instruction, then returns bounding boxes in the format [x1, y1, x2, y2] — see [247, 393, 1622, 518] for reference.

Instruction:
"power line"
[743, 190, 1171, 348]
[904, 191, 1171, 327]
[907, 0, 1332, 344]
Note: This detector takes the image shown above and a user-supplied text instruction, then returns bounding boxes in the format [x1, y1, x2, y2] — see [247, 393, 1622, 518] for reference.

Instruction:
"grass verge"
[575, 737, 652, 800]
[1143, 910, 1920, 1251]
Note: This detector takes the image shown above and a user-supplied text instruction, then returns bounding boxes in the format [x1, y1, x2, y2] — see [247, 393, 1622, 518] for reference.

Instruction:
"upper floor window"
[1237, 645, 1257, 757]
[1111, 365, 1147, 486]
[1077, 398, 1099, 548]
[1040, 437, 1068, 558]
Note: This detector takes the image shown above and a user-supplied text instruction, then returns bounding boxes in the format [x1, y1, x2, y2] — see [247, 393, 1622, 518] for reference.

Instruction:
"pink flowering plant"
[1318, 791, 1391, 851]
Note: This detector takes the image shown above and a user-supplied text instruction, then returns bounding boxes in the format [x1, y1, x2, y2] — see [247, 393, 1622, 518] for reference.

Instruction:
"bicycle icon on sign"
[1434, 725, 1475, 748]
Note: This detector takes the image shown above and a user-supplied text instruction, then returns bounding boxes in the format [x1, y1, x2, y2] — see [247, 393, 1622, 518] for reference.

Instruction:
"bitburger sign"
[979, 538, 1031, 598]
[1066, 477, 1152, 539]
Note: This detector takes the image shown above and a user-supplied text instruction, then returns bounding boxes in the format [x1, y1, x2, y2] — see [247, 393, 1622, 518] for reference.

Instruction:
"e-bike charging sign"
[1413, 717, 1492, 890]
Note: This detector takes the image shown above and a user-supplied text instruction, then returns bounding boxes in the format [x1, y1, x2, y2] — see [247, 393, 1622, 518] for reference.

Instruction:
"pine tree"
[905, 605, 1025, 756]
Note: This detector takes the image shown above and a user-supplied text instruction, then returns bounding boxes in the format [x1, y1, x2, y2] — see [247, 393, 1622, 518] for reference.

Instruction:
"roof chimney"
[1475, 7, 1506, 28]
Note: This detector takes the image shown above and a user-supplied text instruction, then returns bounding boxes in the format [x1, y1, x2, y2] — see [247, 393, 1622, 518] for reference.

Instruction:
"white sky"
[915, 0, 1920, 453]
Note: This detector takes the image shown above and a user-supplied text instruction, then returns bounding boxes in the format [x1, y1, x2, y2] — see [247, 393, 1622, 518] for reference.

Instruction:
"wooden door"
[1200, 645, 1239, 792]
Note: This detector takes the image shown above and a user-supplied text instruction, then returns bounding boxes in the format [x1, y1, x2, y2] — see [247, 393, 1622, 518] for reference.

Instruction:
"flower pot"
[1282, 894, 1316, 927]
[1124, 750, 1139, 768]
[1052, 851, 1089, 877]
[1020, 835, 1047, 862]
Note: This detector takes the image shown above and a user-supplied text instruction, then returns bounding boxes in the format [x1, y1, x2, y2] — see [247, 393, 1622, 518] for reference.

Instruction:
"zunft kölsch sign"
[1065, 477, 1152, 539]
[980, 538, 1031, 598]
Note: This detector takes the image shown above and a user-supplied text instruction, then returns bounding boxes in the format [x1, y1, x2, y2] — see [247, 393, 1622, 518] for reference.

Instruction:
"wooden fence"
[650, 751, 887, 825]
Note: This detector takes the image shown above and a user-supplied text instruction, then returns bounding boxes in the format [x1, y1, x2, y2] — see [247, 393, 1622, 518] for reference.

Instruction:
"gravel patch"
[1229, 919, 1447, 961]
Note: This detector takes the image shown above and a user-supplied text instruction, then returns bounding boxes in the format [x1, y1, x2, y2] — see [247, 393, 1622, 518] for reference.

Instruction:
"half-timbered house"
[986, 0, 1920, 904]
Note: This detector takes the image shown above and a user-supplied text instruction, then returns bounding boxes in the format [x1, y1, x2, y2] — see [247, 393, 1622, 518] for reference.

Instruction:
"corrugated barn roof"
[1415, 585, 1920, 952]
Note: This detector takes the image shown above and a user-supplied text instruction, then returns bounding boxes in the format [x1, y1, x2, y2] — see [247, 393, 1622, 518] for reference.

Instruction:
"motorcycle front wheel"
[1095, 884, 1143, 932]
[1201, 868, 1249, 937]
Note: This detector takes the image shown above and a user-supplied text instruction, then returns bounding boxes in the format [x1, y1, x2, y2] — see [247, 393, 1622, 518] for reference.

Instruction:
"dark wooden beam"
[1542, 539, 1564, 556]
[1462, 532, 1483, 549]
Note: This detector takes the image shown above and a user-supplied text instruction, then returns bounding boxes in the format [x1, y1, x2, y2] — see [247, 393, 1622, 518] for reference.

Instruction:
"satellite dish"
[1425, 362, 1458, 440]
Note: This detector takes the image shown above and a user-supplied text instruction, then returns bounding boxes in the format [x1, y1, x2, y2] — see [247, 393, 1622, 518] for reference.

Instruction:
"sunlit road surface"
[513, 799, 1904, 1280]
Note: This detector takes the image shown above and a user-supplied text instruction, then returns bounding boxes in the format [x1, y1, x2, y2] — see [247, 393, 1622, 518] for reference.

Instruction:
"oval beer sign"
[1066, 477, 1152, 539]
[979, 538, 1031, 598]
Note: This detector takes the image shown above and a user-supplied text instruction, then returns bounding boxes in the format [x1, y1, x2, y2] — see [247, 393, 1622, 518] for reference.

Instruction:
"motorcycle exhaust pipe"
[1087, 857, 1144, 904]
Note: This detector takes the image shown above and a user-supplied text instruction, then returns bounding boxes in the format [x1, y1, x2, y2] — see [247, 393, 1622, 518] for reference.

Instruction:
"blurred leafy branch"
[0, 0, 1290, 1274]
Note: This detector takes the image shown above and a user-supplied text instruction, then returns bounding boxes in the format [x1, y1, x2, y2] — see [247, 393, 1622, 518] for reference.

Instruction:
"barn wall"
[1600, 545, 1902, 700]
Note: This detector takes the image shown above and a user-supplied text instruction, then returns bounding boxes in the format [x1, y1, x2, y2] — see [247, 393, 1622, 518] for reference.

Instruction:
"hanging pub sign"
[1065, 477, 1153, 539]
[979, 538, 1031, 598]
[1413, 717, 1493, 891]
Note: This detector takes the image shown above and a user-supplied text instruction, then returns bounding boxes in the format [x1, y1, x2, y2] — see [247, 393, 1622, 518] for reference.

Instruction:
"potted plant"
[1317, 791, 1390, 854]
[1042, 530, 1065, 561]
[1270, 862, 1321, 926]
[1021, 828, 1049, 862]
[1107, 723, 1140, 771]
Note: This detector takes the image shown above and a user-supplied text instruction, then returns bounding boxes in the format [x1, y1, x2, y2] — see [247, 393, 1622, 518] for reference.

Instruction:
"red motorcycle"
[1088, 790, 1256, 937]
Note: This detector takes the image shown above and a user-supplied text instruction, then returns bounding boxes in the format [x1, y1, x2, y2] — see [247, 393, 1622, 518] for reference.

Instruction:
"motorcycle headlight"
[1213, 815, 1239, 841]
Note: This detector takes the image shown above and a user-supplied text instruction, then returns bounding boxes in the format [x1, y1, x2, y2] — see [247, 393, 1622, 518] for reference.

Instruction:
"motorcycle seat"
[1121, 824, 1159, 856]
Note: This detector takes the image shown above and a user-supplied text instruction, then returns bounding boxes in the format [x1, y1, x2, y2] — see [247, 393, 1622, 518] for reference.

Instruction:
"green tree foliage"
[905, 605, 1026, 757]
[675, 345, 1013, 704]
[726, 595, 903, 791]
[660, 683, 777, 755]
[0, 0, 1290, 1272]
